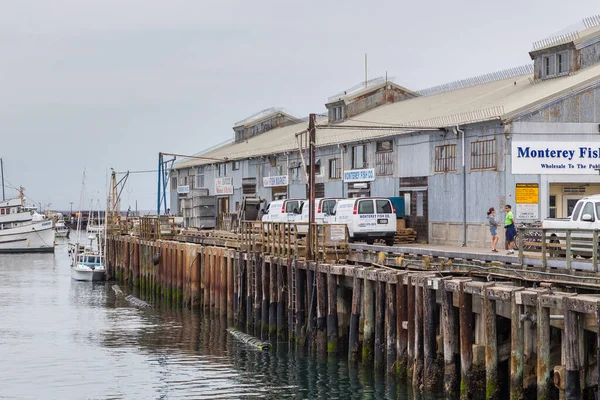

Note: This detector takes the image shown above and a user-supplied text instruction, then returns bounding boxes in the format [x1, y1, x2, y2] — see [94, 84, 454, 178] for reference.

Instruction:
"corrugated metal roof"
[175, 63, 600, 170]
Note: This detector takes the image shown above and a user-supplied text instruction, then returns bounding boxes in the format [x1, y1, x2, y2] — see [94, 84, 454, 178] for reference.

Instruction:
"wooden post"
[442, 280, 458, 395]
[191, 249, 200, 308]
[375, 279, 385, 370]
[254, 254, 263, 333]
[459, 281, 473, 400]
[327, 267, 338, 355]
[306, 267, 316, 346]
[178, 245, 184, 305]
[537, 301, 551, 400]
[269, 257, 277, 337]
[203, 248, 210, 311]
[246, 254, 253, 330]
[386, 279, 397, 375]
[397, 274, 408, 376]
[483, 290, 498, 400]
[172, 243, 177, 305]
[510, 291, 524, 400]
[133, 240, 140, 287]
[276, 257, 286, 340]
[288, 259, 294, 341]
[261, 259, 269, 335]
[412, 279, 424, 388]
[349, 273, 362, 363]
[363, 274, 375, 363]
[423, 278, 437, 392]
[316, 270, 327, 354]
[564, 302, 582, 400]
[295, 264, 307, 345]
[227, 254, 234, 320]
[407, 275, 415, 381]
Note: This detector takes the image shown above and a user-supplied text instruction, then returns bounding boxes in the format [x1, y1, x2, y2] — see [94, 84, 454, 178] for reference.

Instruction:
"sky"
[1, 0, 599, 212]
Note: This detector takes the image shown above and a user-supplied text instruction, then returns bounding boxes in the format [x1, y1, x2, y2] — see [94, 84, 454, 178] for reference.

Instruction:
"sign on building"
[343, 168, 376, 182]
[215, 177, 233, 195]
[177, 185, 190, 194]
[512, 141, 600, 174]
[263, 175, 288, 187]
[515, 183, 539, 220]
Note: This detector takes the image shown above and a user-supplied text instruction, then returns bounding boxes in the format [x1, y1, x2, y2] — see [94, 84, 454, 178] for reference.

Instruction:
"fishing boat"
[54, 219, 70, 238]
[70, 171, 106, 281]
[0, 196, 56, 253]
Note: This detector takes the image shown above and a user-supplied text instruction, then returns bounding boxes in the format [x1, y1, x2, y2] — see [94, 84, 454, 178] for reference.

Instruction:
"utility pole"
[307, 113, 316, 261]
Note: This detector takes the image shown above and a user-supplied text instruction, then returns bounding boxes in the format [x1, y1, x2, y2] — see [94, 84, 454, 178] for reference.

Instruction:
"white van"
[295, 198, 340, 232]
[261, 199, 305, 223]
[331, 197, 396, 245]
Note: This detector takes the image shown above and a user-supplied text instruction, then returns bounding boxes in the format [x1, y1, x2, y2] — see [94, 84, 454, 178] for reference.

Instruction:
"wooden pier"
[106, 221, 600, 399]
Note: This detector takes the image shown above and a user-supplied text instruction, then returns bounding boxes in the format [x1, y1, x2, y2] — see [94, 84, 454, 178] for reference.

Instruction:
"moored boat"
[55, 219, 70, 238]
[0, 197, 55, 253]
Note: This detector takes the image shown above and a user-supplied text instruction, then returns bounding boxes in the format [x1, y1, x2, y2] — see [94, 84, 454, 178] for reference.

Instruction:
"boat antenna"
[0, 158, 5, 201]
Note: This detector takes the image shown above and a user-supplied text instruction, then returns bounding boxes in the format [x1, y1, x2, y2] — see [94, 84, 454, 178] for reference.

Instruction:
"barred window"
[470, 139, 496, 170]
[434, 144, 456, 172]
[352, 145, 367, 169]
[376, 140, 393, 176]
[329, 158, 341, 179]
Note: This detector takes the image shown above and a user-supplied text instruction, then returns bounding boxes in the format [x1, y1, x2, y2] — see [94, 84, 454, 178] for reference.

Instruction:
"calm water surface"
[0, 240, 434, 399]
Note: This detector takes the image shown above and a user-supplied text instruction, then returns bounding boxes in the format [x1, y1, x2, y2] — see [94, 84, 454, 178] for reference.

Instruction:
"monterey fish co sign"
[511, 141, 600, 174]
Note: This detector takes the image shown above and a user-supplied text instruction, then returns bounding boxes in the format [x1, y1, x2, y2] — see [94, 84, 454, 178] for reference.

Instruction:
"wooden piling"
[191, 249, 200, 308]
[227, 254, 234, 319]
[269, 257, 277, 336]
[483, 290, 498, 400]
[423, 278, 437, 392]
[327, 268, 338, 355]
[261, 259, 269, 335]
[316, 270, 327, 354]
[276, 257, 286, 340]
[407, 275, 415, 381]
[220, 251, 228, 317]
[374, 279, 385, 370]
[413, 279, 424, 388]
[254, 254, 263, 333]
[442, 280, 458, 395]
[133, 240, 140, 286]
[178, 245, 184, 305]
[386, 279, 397, 375]
[246, 254, 253, 330]
[459, 281, 473, 400]
[537, 300, 551, 400]
[307, 267, 316, 345]
[396, 275, 408, 376]
[564, 302, 582, 400]
[363, 274, 375, 363]
[295, 264, 307, 345]
[287, 259, 294, 340]
[510, 291, 524, 400]
[349, 273, 362, 363]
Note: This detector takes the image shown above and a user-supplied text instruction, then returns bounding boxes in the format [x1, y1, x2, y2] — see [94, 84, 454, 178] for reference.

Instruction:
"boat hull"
[0, 221, 56, 253]
[71, 266, 105, 281]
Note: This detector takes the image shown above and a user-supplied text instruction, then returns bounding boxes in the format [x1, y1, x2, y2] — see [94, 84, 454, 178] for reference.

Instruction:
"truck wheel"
[385, 238, 395, 246]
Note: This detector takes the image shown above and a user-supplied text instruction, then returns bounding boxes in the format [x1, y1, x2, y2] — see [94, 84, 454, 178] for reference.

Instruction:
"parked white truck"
[542, 194, 600, 256]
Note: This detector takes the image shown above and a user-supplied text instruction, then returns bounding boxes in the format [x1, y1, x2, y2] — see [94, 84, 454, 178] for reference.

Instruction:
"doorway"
[562, 195, 583, 217]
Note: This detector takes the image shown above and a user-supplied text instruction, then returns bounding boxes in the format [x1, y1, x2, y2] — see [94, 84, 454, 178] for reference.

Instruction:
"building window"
[434, 144, 457, 172]
[332, 106, 344, 122]
[470, 139, 496, 171]
[329, 158, 341, 179]
[218, 163, 227, 177]
[352, 144, 367, 169]
[376, 140, 393, 176]
[315, 183, 325, 198]
[306, 159, 321, 176]
[232, 161, 240, 170]
[404, 193, 411, 216]
[189, 174, 195, 189]
[556, 51, 568, 74]
[549, 195, 556, 218]
[416, 192, 424, 217]
[171, 176, 177, 191]
[184, 176, 188, 186]
[543, 55, 556, 77]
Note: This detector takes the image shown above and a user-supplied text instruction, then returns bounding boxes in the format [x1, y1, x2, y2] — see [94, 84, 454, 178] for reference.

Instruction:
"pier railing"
[139, 216, 176, 240]
[517, 227, 600, 272]
[240, 221, 348, 262]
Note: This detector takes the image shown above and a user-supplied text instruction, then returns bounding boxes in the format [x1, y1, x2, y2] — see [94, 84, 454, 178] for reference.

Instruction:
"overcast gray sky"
[1, 0, 598, 211]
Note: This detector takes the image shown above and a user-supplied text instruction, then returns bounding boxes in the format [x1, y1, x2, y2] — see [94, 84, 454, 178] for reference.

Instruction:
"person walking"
[504, 204, 516, 255]
[487, 207, 499, 252]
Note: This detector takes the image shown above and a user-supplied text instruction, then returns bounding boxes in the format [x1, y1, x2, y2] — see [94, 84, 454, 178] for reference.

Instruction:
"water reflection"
[0, 242, 444, 399]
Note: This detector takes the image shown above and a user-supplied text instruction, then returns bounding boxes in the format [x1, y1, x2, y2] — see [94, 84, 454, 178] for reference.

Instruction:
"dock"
[106, 218, 600, 399]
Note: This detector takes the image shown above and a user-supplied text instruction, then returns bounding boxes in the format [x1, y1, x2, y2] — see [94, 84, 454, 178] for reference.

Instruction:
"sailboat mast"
[1, 158, 5, 201]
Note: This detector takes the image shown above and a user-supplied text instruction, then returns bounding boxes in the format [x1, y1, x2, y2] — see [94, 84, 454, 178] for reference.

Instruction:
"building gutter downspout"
[456, 125, 467, 247]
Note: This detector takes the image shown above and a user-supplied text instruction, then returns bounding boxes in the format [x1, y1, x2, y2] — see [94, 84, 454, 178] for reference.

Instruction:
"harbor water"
[0, 240, 437, 399]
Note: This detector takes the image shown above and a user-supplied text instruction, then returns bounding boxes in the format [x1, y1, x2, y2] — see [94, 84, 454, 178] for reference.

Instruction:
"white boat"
[55, 219, 70, 238]
[0, 197, 56, 253]
[70, 171, 106, 281]
[71, 252, 105, 281]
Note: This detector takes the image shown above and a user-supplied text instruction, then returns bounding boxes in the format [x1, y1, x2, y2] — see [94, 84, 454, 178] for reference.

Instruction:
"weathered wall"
[579, 40, 600, 70]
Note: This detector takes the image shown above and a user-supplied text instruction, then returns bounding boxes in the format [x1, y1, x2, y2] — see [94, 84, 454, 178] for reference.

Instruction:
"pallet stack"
[394, 228, 417, 244]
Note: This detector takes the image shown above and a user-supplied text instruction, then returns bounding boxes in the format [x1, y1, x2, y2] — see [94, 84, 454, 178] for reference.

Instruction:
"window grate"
[470, 139, 496, 171]
[563, 187, 585, 193]
[434, 144, 456, 172]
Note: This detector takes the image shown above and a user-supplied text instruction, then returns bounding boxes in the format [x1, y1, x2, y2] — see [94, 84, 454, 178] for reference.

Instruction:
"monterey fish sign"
[512, 141, 600, 174]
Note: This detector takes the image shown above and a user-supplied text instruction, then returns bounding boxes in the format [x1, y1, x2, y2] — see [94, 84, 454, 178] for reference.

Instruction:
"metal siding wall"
[289, 184, 306, 199]
[370, 177, 398, 198]
[397, 134, 431, 177]
[324, 181, 343, 197]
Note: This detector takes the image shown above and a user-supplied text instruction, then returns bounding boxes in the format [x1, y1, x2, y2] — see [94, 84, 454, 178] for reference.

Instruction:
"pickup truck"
[542, 194, 600, 256]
